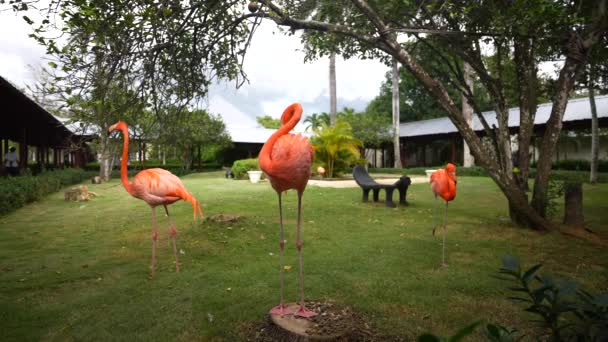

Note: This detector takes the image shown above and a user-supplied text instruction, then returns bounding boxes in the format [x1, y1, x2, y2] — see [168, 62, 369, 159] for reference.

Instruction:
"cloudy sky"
[0, 10, 390, 128]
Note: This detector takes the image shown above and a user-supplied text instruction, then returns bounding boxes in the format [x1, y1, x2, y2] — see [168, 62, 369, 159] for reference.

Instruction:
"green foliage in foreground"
[0, 168, 96, 216]
[422, 255, 608, 341]
[0, 173, 606, 340]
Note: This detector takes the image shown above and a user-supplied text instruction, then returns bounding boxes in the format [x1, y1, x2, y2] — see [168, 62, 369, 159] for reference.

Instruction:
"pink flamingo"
[259, 103, 317, 318]
[430, 163, 457, 267]
[109, 121, 203, 276]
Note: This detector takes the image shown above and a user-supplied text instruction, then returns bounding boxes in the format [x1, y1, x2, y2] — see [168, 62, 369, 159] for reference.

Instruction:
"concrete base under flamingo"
[269, 303, 341, 339]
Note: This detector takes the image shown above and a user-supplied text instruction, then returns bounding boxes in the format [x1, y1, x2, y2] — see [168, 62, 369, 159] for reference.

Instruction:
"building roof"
[400, 95, 608, 138]
[0, 75, 79, 147]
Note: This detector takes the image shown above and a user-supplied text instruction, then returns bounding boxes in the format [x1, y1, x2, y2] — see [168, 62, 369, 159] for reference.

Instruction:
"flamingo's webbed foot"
[294, 306, 317, 318]
[270, 304, 295, 316]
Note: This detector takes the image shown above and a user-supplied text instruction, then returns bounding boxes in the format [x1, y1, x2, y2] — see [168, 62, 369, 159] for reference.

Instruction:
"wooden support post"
[19, 129, 27, 173]
[0, 139, 4, 168]
[421, 146, 427, 166]
[563, 183, 584, 226]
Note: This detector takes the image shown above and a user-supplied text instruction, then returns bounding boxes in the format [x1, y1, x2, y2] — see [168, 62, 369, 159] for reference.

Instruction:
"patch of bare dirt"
[559, 225, 607, 246]
[239, 300, 406, 341]
[206, 213, 242, 223]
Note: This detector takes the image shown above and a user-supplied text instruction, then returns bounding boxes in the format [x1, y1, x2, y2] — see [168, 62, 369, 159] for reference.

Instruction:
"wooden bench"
[352, 165, 411, 208]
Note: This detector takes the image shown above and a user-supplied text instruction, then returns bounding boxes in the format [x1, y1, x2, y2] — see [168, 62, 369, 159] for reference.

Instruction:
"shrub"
[528, 169, 608, 184]
[0, 168, 96, 216]
[530, 159, 608, 173]
[369, 166, 489, 177]
[495, 255, 608, 341]
[419, 256, 608, 341]
[85, 160, 221, 173]
[231, 158, 260, 179]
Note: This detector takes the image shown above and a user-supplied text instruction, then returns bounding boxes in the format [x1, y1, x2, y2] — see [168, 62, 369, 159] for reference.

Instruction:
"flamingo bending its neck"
[430, 163, 457, 267]
[259, 103, 317, 318]
[109, 121, 203, 276]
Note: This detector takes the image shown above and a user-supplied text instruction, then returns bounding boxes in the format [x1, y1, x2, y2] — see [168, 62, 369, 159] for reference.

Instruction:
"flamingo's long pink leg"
[151, 207, 158, 277]
[432, 193, 439, 236]
[294, 191, 317, 318]
[270, 193, 293, 316]
[441, 201, 449, 267]
[164, 205, 180, 273]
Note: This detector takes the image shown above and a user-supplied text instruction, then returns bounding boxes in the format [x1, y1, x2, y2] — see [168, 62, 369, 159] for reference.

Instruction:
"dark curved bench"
[352, 165, 411, 208]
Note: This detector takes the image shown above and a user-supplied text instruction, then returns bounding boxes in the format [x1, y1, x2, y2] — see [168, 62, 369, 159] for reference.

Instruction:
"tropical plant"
[311, 120, 362, 178]
[303, 112, 331, 131]
[496, 255, 608, 341]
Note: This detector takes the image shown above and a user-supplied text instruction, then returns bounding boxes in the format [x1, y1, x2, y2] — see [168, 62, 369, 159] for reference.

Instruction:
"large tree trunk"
[532, 44, 584, 218]
[462, 62, 475, 167]
[514, 38, 537, 192]
[329, 52, 337, 125]
[589, 63, 599, 184]
[98, 131, 112, 181]
[392, 58, 402, 168]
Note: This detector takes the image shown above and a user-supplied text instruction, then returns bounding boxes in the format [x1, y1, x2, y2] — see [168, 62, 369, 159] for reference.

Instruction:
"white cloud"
[0, 11, 47, 86]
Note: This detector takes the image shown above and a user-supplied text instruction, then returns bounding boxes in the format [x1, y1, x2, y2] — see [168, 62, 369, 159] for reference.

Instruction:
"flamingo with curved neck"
[108, 121, 203, 276]
[259, 103, 317, 318]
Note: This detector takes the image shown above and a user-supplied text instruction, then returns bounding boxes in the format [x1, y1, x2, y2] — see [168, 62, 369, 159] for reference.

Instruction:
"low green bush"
[528, 169, 608, 184]
[369, 166, 489, 177]
[85, 160, 222, 174]
[531, 159, 608, 172]
[0, 168, 96, 216]
[230, 158, 260, 179]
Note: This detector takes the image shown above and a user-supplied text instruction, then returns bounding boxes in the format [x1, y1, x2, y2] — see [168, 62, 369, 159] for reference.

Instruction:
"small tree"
[338, 108, 392, 150]
[159, 108, 232, 171]
[256, 115, 281, 129]
[311, 120, 362, 178]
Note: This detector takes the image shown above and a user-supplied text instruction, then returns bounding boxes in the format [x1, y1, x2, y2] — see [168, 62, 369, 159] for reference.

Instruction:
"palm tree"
[304, 112, 331, 131]
[330, 52, 337, 125]
[391, 57, 402, 168]
[311, 119, 362, 178]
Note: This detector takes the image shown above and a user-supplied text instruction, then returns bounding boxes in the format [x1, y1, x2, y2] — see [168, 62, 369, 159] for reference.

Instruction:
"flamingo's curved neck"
[259, 103, 302, 172]
[117, 125, 133, 194]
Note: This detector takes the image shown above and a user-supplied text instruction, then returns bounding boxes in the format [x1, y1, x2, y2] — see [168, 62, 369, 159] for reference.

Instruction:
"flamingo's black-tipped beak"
[108, 124, 117, 132]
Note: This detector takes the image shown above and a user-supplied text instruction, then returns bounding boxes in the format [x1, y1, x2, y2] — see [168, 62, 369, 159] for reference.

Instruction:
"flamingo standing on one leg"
[259, 103, 317, 318]
[430, 163, 457, 267]
[109, 121, 203, 276]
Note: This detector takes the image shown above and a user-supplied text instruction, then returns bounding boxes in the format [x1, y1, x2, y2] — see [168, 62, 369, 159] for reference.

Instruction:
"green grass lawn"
[0, 172, 606, 341]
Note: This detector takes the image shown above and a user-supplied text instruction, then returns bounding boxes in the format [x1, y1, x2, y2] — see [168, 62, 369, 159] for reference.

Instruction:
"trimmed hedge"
[85, 161, 221, 176]
[231, 158, 260, 179]
[0, 168, 97, 216]
[531, 159, 608, 173]
[369, 166, 489, 177]
[370, 166, 607, 183]
[529, 169, 608, 184]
